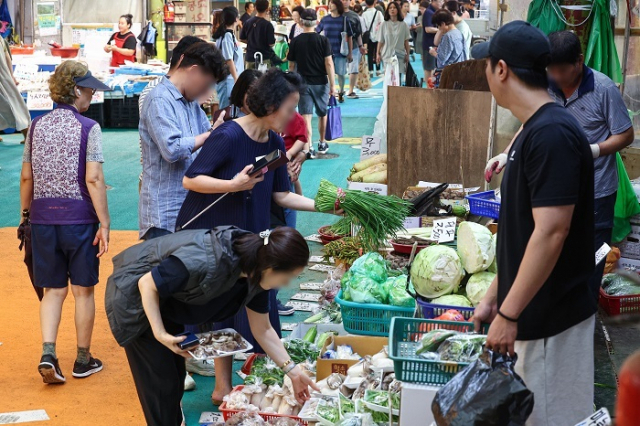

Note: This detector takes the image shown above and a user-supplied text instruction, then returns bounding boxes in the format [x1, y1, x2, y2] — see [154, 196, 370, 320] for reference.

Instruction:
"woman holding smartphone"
[105, 226, 318, 426]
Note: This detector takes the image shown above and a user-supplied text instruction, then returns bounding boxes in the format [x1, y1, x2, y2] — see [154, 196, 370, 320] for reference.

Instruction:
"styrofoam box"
[400, 383, 440, 426]
[618, 257, 640, 271]
[618, 231, 640, 260]
[286, 322, 347, 341]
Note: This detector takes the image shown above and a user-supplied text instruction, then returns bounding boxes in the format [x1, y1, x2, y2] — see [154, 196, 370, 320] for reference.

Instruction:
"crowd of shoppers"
[213, 6, 243, 109]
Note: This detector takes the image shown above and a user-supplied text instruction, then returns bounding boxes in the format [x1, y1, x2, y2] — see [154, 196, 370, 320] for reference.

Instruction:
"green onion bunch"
[315, 179, 411, 251]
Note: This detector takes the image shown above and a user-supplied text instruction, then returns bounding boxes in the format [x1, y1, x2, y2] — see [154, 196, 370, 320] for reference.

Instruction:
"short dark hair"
[170, 36, 206, 69]
[384, 1, 403, 20]
[490, 56, 549, 90]
[548, 31, 582, 66]
[445, 0, 459, 12]
[246, 69, 305, 118]
[419, 0, 430, 7]
[178, 43, 229, 81]
[255, 0, 269, 13]
[377, 1, 386, 12]
[245, 1, 254, 11]
[234, 227, 310, 287]
[432, 9, 454, 26]
[366, 0, 376, 6]
[353, 3, 364, 13]
[120, 14, 133, 28]
[292, 5, 305, 14]
[330, 0, 345, 15]
[230, 69, 263, 107]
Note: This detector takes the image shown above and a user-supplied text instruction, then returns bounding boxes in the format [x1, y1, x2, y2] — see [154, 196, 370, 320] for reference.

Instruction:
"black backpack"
[362, 10, 379, 44]
[346, 11, 363, 39]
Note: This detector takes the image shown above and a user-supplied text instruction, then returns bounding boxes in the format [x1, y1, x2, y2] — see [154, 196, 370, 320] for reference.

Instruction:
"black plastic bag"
[432, 349, 534, 426]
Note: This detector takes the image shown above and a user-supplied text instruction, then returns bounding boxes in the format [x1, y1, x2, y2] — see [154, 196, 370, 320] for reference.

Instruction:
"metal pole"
[620, 0, 632, 94]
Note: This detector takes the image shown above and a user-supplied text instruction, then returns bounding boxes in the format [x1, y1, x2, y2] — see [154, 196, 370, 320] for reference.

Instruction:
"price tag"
[90, 91, 104, 104]
[360, 135, 381, 160]
[595, 243, 611, 266]
[305, 234, 322, 243]
[403, 217, 421, 229]
[309, 255, 334, 264]
[309, 264, 336, 272]
[432, 218, 456, 243]
[280, 323, 296, 331]
[347, 182, 388, 196]
[287, 301, 320, 312]
[199, 412, 224, 425]
[26, 91, 54, 110]
[14, 64, 39, 81]
[300, 282, 324, 291]
[574, 408, 611, 426]
[290, 292, 323, 302]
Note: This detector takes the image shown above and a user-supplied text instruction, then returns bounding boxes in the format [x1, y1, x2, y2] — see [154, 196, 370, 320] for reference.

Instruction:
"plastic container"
[416, 296, 475, 320]
[105, 95, 140, 128]
[388, 317, 488, 386]
[219, 386, 309, 425]
[335, 290, 415, 336]
[318, 225, 345, 245]
[188, 329, 253, 360]
[10, 45, 34, 55]
[389, 240, 431, 255]
[466, 190, 500, 220]
[599, 287, 640, 316]
[50, 47, 80, 58]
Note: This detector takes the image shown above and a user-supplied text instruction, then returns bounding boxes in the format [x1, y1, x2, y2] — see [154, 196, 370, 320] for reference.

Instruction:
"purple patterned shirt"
[23, 104, 104, 225]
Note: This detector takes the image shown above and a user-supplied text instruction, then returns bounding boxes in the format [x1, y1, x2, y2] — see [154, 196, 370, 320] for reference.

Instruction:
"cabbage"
[387, 275, 416, 307]
[465, 271, 496, 306]
[430, 294, 472, 307]
[457, 222, 495, 273]
[348, 275, 386, 303]
[349, 252, 388, 283]
[410, 245, 464, 299]
[487, 233, 497, 273]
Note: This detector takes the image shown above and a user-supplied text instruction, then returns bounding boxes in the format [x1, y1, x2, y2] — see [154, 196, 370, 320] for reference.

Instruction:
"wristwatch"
[22, 209, 30, 218]
[302, 150, 311, 160]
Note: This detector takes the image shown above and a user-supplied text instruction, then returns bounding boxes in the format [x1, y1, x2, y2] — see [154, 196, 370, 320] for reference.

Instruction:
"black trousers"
[124, 321, 186, 426]
[367, 40, 380, 72]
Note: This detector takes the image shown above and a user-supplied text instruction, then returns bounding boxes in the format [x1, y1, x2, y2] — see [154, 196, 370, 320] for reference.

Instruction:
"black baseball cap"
[300, 8, 317, 21]
[73, 70, 112, 91]
[471, 21, 550, 70]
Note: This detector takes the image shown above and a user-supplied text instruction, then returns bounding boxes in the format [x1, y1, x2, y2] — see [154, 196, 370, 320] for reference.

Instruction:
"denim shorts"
[422, 52, 436, 71]
[299, 83, 330, 117]
[333, 55, 348, 76]
[32, 223, 100, 288]
[347, 49, 361, 74]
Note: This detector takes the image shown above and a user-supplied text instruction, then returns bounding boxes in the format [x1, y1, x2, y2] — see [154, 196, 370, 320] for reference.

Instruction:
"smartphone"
[248, 149, 289, 177]
[177, 332, 201, 350]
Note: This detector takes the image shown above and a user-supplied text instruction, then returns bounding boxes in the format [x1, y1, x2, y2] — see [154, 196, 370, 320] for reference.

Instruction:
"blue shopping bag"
[325, 96, 343, 141]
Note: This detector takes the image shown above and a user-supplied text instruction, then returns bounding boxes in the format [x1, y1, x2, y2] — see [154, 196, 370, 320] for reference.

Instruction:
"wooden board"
[439, 60, 490, 92]
[386, 87, 493, 196]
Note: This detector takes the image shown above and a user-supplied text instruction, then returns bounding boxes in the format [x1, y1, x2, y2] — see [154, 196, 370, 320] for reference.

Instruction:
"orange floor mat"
[0, 228, 145, 424]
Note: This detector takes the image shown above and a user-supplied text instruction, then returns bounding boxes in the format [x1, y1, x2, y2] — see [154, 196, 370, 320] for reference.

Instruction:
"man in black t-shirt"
[288, 8, 336, 157]
[240, 0, 276, 69]
[240, 2, 255, 27]
[472, 22, 596, 426]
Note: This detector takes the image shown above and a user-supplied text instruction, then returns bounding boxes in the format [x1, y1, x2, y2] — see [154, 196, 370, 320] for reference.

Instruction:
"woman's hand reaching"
[288, 366, 320, 404]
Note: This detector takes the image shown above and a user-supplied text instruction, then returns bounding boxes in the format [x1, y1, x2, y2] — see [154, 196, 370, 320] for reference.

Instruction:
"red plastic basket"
[599, 287, 640, 316]
[219, 386, 309, 425]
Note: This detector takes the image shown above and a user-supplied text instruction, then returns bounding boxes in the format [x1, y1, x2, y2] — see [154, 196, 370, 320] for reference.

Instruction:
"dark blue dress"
[176, 121, 291, 353]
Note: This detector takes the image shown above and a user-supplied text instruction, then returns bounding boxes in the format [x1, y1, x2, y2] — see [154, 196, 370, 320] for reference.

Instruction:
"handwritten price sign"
[26, 91, 53, 110]
[360, 135, 381, 160]
[432, 218, 456, 243]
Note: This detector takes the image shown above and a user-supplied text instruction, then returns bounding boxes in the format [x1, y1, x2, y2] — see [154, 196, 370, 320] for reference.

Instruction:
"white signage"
[360, 135, 381, 160]
[14, 64, 39, 82]
[432, 218, 456, 243]
[26, 91, 54, 110]
[347, 182, 388, 196]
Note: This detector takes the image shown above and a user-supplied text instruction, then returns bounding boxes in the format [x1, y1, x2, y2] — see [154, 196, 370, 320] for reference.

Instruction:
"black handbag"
[362, 10, 379, 45]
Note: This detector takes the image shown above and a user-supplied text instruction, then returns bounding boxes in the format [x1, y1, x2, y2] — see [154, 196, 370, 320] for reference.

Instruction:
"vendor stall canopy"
[527, 0, 622, 83]
[62, 0, 143, 25]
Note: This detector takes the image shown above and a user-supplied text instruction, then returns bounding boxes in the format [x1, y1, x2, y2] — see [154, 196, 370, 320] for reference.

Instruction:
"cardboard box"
[400, 383, 439, 426]
[287, 323, 347, 341]
[317, 335, 387, 380]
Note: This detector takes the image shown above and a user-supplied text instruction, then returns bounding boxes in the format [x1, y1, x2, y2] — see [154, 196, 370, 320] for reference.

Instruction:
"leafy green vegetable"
[340, 393, 356, 416]
[465, 271, 495, 306]
[410, 245, 464, 299]
[430, 294, 472, 308]
[365, 390, 400, 410]
[350, 253, 388, 284]
[248, 357, 284, 386]
[284, 339, 320, 364]
[387, 275, 415, 308]
[317, 400, 340, 423]
[437, 334, 486, 363]
[602, 273, 640, 296]
[416, 330, 459, 355]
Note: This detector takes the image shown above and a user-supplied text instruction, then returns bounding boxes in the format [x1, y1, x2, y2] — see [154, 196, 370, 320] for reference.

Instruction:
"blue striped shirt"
[549, 66, 633, 198]
[138, 77, 211, 238]
[316, 14, 353, 58]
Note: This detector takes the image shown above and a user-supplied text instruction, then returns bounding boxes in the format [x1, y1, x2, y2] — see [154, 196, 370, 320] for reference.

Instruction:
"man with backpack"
[343, 0, 364, 98]
[362, 0, 383, 77]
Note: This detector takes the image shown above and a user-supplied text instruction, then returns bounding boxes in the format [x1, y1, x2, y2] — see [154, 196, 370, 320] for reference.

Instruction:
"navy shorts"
[32, 224, 100, 288]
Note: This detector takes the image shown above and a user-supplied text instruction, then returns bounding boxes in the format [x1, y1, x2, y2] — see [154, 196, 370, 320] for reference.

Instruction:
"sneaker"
[72, 357, 103, 378]
[346, 92, 359, 99]
[317, 142, 330, 155]
[184, 373, 197, 391]
[277, 299, 295, 316]
[186, 357, 216, 377]
[338, 92, 345, 103]
[38, 354, 66, 384]
[308, 148, 317, 159]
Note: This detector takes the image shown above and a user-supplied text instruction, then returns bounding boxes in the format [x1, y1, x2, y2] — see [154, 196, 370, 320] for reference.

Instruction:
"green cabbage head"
[465, 271, 496, 306]
[457, 222, 495, 273]
[410, 245, 464, 299]
[430, 294, 472, 307]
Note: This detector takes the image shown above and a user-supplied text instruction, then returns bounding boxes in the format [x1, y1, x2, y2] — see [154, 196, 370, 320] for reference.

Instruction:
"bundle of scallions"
[315, 179, 411, 251]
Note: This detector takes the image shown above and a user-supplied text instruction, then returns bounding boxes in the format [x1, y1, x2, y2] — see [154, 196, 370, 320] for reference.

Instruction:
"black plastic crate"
[82, 103, 105, 127]
[106, 96, 140, 128]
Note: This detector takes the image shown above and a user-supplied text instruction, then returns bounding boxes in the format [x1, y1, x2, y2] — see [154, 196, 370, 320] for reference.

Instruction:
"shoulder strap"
[344, 15, 347, 32]
[368, 10, 378, 32]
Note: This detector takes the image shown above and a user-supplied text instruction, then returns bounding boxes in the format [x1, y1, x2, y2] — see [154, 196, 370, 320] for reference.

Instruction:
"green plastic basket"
[335, 290, 416, 336]
[388, 317, 489, 386]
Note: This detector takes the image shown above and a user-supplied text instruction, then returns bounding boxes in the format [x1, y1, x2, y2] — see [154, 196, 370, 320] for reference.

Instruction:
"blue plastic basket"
[466, 190, 500, 219]
[416, 296, 475, 320]
[335, 290, 416, 336]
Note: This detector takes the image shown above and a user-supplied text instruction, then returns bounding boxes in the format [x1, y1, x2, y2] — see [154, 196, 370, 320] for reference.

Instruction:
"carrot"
[349, 163, 387, 182]
[363, 170, 387, 184]
[352, 154, 387, 172]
